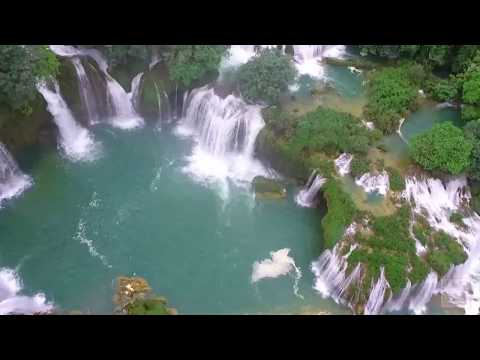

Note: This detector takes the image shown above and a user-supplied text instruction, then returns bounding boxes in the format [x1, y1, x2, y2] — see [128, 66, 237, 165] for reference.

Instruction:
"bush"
[350, 156, 371, 178]
[0, 45, 59, 114]
[410, 122, 473, 175]
[322, 179, 358, 249]
[426, 231, 467, 276]
[167, 45, 228, 88]
[386, 167, 405, 191]
[428, 77, 459, 102]
[293, 107, 375, 157]
[237, 48, 297, 105]
[364, 66, 418, 134]
[462, 105, 480, 122]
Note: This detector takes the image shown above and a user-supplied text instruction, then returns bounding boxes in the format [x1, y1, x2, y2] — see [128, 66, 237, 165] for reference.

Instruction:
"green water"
[0, 124, 350, 314]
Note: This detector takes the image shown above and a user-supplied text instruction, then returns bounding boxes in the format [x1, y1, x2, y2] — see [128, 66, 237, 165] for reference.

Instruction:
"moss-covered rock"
[0, 96, 57, 154]
[252, 176, 287, 200]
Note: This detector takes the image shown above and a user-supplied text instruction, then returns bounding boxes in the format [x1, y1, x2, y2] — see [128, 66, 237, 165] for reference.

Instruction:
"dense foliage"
[386, 167, 405, 191]
[425, 231, 467, 276]
[167, 45, 228, 88]
[364, 66, 418, 134]
[350, 156, 370, 178]
[464, 120, 480, 180]
[292, 107, 380, 157]
[237, 48, 297, 105]
[103, 45, 150, 68]
[410, 122, 472, 175]
[0, 45, 59, 114]
[322, 179, 358, 249]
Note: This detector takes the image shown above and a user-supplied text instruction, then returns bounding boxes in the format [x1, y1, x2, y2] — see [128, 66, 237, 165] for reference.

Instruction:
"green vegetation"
[427, 77, 459, 102]
[462, 105, 480, 122]
[102, 45, 150, 68]
[364, 65, 419, 134]
[350, 156, 370, 178]
[125, 297, 173, 315]
[449, 212, 466, 229]
[237, 48, 297, 105]
[386, 167, 405, 192]
[293, 107, 379, 157]
[0, 45, 60, 114]
[322, 179, 358, 249]
[410, 122, 472, 175]
[167, 45, 228, 88]
[425, 231, 467, 276]
[464, 119, 480, 180]
[252, 176, 286, 200]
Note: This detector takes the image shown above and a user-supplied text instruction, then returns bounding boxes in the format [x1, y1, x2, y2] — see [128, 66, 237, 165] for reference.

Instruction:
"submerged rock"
[252, 176, 287, 200]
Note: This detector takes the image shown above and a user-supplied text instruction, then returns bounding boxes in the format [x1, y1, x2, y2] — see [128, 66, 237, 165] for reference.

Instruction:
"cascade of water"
[403, 176, 480, 314]
[0, 268, 53, 315]
[383, 279, 412, 313]
[311, 245, 362, 308]
[176, 86, 270, 186]
[397, 117, 408, 144]
[295, 170, 327, 207]
[70, 57, 100, 125]
[49, 45, 144, 129]
[36, 81, 100, 162]
[335, 153, 353, 176]
[408, 272, 439, 315]
[355, 171, 390, 196]
[292, 45, 346, 78]
[0, 144, 33, 207]
[364, 267, 390, 315]
[128, 72, 143, 113]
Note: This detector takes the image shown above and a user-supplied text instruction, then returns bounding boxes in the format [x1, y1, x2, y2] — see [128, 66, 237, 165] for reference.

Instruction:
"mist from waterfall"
[0, 144, 33, 207]
[36, 80, 100, 162]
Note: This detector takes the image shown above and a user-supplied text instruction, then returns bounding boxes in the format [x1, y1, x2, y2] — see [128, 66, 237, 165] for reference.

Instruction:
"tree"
[167, 45, 228, 88]
[464, 119, 480, 180]
[237, 48, 297, 105]
[0, 45, 59, 114]
[103, 45, 150, 68]
[364, 66, 418, 134]
[410, 122, 473, 175]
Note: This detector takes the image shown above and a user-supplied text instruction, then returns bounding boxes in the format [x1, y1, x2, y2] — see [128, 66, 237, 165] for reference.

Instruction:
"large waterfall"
[176, 86, 270, 191]
[295, 170, 327, 207]
[49, 45, 144, 129]
[36, 80, 100, 162]
[0, 268, 53, 315]
[70, 57, 101, 125]
[0, 144, 33, 207]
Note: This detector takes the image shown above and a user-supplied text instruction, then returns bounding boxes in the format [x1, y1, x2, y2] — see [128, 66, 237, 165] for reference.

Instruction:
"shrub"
[237, 48, 297, 105]
[386, 167, 405, 192]
[350, 156, 371, 178]
[410, 122, 472, 175]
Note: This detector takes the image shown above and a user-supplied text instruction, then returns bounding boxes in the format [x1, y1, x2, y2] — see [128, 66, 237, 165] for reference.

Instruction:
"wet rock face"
[252, 176, 287, 200]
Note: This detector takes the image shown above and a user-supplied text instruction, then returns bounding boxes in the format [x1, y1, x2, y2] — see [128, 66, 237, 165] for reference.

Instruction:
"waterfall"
[295, 170, 327, 207]
[176, 86, 270, 188]
[0, 144, 33, 207]
[49, 45, 144, 130]
[364, 267, 390, 315]
[128, 72, 143, 113]
[355, 171, 390, 196]
[36, 80, 100, 162]
[153, 81, 162, 128]
[335, 153, 353, 176]
[293, 45, 346, 78]
[71, 57, 100, 125]
[397, 117, 407, 144]
[0, 268, 53, 315]
[403, 176, 480, 314]
[383, 279, 412, 313]
[408, 272, 439, 315]
[311, 244, 362, 308]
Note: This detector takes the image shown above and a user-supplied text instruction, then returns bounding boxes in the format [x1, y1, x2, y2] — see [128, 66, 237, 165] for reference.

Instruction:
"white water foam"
[0, 144, 33, 207]
[0, 268, 53, 315]
[176, 86, 271, 193]
[295, 170, 327, 208]
[74, 218, 111, 268]
[335, 153, 353, 176]
[355, 171, 390, 196]
[251, 248, 303, 299]
[36, 81, 101, 162]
